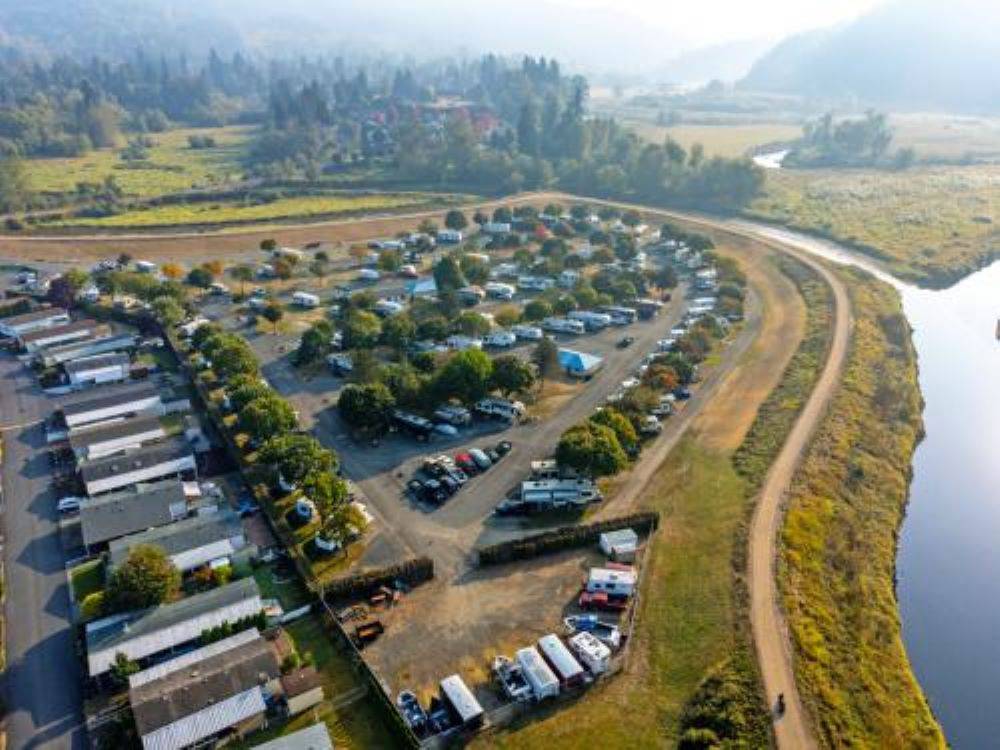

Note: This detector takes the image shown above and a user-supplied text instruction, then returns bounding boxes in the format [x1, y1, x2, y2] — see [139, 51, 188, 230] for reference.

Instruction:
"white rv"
[292, 292, 320, 308]
[515, 647, 560, 700]
[542, 317, 586, 335]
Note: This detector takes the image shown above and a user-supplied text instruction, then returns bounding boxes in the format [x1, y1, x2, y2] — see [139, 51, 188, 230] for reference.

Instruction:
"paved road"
[0, 356, 86, 750]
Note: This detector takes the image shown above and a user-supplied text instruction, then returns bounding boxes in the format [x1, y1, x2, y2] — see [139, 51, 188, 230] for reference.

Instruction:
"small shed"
[515, 647, 559, 700]
[439, 674, 484, 729]
[599, 528, 639, 562]
[569, 631, 611, 675]
[281, 666, 325, 716]
[537, 634, 585, 687]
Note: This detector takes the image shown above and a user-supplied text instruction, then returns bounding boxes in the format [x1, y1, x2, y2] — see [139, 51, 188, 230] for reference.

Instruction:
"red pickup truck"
[578, 591, 629, 612]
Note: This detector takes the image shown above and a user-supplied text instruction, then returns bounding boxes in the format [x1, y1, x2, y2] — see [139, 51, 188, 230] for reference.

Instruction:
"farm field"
[748, 165, 1000, 287]
[891, 112, 1000, 162]
[627, 121, 801, 158]
[38, 191, 466, 229]
[25, 125, 251, 197]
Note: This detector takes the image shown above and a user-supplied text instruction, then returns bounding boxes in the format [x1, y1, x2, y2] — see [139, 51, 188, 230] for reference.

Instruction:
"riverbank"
[779, 267, 944, 748]
[746, 166, 1000, 289]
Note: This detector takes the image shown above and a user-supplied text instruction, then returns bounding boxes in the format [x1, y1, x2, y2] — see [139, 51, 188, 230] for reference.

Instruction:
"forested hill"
[739, 0, 1000, 113]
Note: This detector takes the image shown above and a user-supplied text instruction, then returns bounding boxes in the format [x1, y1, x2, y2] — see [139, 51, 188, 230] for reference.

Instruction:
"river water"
[731, 220, 1000, 748]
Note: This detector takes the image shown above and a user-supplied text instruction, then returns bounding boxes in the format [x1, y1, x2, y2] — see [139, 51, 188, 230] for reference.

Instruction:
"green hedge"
[320, 557, 434, 601]
[477, 511, 659, 566]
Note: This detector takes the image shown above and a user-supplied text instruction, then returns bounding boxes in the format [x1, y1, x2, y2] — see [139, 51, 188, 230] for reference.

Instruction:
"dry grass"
[628, 122, 801, 158]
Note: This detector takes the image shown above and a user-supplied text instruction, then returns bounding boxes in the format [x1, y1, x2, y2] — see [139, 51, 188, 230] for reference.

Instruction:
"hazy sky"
[548, 0, 885, 46]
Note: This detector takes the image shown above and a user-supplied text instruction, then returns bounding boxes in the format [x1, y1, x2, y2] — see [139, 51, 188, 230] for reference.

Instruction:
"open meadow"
[628, 121, 801, 158]
[748, 165, 1000, 287]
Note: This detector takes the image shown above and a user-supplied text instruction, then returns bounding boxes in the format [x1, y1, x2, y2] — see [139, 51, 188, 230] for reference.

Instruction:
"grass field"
[748, 165, 1000, 287]
[891, 113, 1000, 162]
[26, 125, 251, 197]
[39, 191, 454, 229]
[779, 268, 944, 748]
[627, 121, 801, 158]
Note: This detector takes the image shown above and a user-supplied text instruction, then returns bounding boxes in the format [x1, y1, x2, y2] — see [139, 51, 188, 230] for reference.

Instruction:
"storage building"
[538, 634, 585, 687]
[81, 436, 195, 496]
[515, 646, 559, 700]
[86, 577, 262, 676]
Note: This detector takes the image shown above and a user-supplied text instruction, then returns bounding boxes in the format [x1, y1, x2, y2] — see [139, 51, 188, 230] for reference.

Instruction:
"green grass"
[69, 559, 105, 603]
[137, 346, 179, 373]
[748, 165, 1000, 287]
[40, 191, 454, 229]
[628, 121, 802, 158]
[779, 268, 944, 748]
[26, 125, 251, 197]
[252, 563, 311, 612]
[482, 440, 768, 749]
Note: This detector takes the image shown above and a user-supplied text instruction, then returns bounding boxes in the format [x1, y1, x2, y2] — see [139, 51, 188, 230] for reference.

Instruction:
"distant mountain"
[659, 38, 777, 85]
[740, 0, 1000, 112]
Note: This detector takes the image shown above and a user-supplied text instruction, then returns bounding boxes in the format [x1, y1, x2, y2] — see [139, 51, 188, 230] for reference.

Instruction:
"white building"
[80, 436, 196, 496]
[69, 415, 167, 461]
[64, 352, 130, 387]
[0, 307, 70, 337]
[60, 382, 163, 428]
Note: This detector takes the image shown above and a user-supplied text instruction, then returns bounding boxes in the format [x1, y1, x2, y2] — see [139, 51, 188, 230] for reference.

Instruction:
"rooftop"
[1, 306, 66, 326]
[79, 479, 187, 548]
[129, 628, 262, 689]
[61, 382, 159, 419]
[108, 511, 244, 570]
[80, 436, 192, 485]
[69, 415, 165, 453]
[251, 723, 334, 750]
[130, 632, 279, 736]
[19, 318, 98, 344]
[64, 352, 130, 375]
[280, 666, 322, 698]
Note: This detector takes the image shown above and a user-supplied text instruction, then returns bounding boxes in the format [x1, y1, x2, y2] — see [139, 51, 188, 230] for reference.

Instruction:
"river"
[731, 220, 1000, 748]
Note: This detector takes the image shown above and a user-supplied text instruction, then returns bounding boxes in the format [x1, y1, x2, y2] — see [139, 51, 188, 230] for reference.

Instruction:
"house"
[86, 577, 263, 677]
[80, 436, 196, 496]
[252, 724, 334, 750]
[60, 382, 162, 428]
[0, 306, 70, 337]
[558, 348, 604, 378]
[19, 319, 106, 352]
[108, 511, 251, 575]
[586, 567, 637, 598]
[128, 626, 279, 750]
[281, 666, 325, 715]
[64, 352, 131, 387]
[69, 414, 167, 461]
[39, 333, 138, 367]
[79, 479, 193, 551]
[599, 528, 639, 562]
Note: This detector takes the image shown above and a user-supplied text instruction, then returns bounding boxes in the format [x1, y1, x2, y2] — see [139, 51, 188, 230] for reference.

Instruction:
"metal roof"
[251, 723, 334, 750]
[86, 577, 262, 675]
[19, 318, 98, 343]
[108, 511, 244, 572]
[538, 634, 584, 682]
[40, 333, 137, 365]
[558, 348, 604, 374]
[61, 382, 159, 418]
[69, 415, 165, 452]
[140, 686, 266, 750]
[80, 479, 187, 548]
[129, 628, 262, 689]
[130, 634, 279, 736]
[64, 352, 130, 375]
[0, 306, 66, 326]
[80, 436, 192, 484]
[439, 674, 483, 724]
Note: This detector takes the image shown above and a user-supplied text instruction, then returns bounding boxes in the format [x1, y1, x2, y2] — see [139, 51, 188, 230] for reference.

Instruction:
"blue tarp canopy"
[558, 348, 603, 376]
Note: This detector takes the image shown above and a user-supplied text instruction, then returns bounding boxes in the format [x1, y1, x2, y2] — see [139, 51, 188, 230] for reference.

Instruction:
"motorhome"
[374, 299, 405, 317]
[569, 632, 611, 675]
[519, 478, 601, 507]
[518, 276, 555, 292]
[511, 324, 543, 341]
[567, 310, 612, 331]
[474, 397, 524, 421]
[357, 269, 380, 282]
[292, 292, 320, 308]
[600, 305, 638, 325]
[457, 286, 486, 305]
[542, 317, 586, 335]
[485, 282, 516, 300]
[586, 567, 637, 598]
[445, 335, 483, 351]
[484, 330, 517, 348]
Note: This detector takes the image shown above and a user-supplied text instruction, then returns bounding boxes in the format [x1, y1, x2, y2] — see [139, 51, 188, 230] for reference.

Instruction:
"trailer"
[569, 631, 611, 675]
[292, 291, 320, 308]
[439, 674, 484, 730]
[515, 647, 560, 700]
[538, 634, 585, 688]
[586, 567, 637, 598]
[354, 619, 384, 646]
[599, 305, 638, 325]
[599, 528, 639, 562]
[567, 310, 612, 331]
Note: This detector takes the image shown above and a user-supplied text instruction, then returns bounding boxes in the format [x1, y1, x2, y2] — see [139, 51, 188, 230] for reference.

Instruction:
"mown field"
[38, 191, 462, 229]
[25, 125, 251, 197]
[627, 121, 801, 158]
[780, 268, 944, 748]
[748, 165, 1000, 287]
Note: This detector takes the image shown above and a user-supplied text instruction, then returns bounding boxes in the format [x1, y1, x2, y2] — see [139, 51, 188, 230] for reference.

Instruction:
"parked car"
[484, 447, 501, 463]
[397, 691, 428, 735]
[433, 423, 459, 437]
[439, 475, 460, 496]
[495, 440, 513, 456]
[617, 335, 635, 349]
[421, 479, 448, 504]
[422, 459, 447, 478]
[578, 591, 629, 612]
[57, 496, 83, 514]
[468, 448, 493, 470]
[454, 452, 479, 474]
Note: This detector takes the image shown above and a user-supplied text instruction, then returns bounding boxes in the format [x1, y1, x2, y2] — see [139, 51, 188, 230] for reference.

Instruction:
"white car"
[57, 497, 83, 514]
[434, 423, 459, 436]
